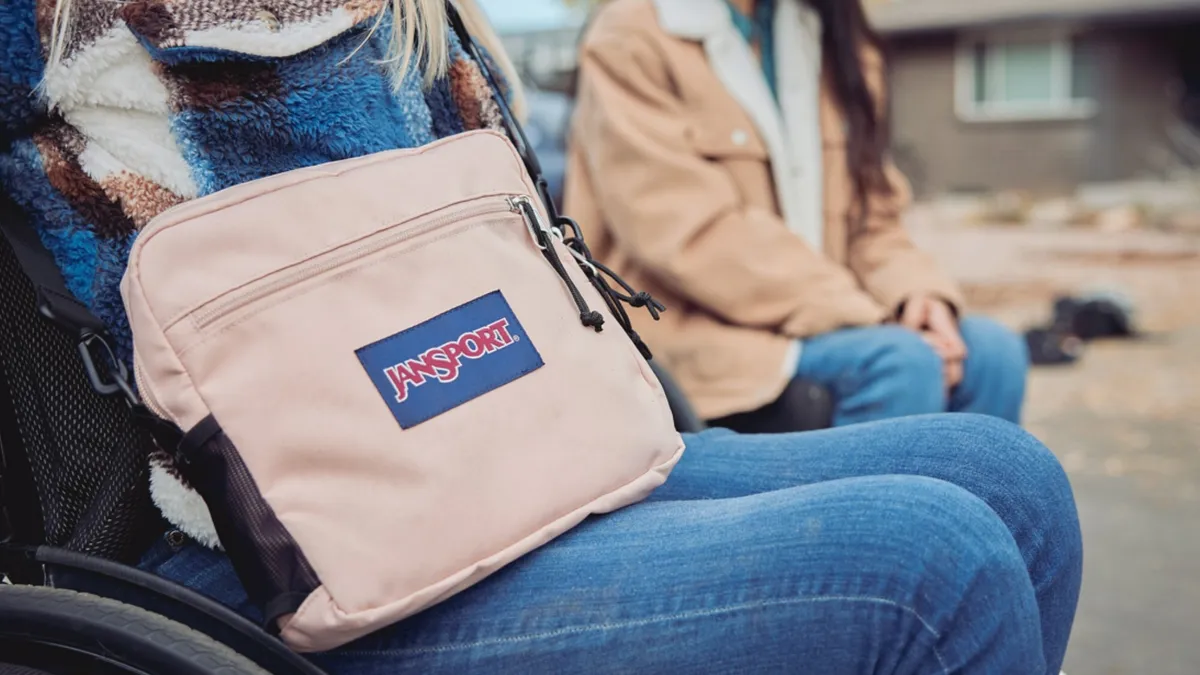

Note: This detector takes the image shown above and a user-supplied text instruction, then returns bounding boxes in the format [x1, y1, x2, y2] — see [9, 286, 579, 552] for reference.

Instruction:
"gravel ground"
[909, 211, 1200, 675]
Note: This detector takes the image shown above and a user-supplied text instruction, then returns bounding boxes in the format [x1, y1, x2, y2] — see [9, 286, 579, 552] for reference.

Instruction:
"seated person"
[1, 0, 1078, 672]
[565, 0, 1029, 427]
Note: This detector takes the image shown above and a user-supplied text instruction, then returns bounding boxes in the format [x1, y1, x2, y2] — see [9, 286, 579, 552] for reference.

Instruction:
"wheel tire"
[0, 585, 270, 675]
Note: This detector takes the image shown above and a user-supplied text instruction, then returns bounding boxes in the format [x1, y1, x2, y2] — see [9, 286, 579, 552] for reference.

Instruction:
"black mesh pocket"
[179, 416, 320, 624]
[0, 231, 163, 565]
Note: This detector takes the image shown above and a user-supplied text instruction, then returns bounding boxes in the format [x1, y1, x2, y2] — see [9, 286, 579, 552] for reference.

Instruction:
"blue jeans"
[797, 317, 1029, 427]
[140, 415, 1081, 674]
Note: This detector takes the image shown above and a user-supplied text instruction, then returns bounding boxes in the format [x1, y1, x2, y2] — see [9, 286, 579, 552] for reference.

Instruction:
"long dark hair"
[571, 0, 893, 220]
[807, 0, 893, 222]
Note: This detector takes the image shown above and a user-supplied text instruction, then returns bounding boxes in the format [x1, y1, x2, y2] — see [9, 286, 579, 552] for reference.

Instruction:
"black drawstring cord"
[590, 259, 666, 320]
[558, 217, 665, 360]
[515, 200, 605, 332]
[587, 265, 655, 360]
[448, 2, 657, 350]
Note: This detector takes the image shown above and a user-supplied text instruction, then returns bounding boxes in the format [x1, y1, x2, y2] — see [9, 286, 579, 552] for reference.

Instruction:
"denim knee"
[954, 415, 1068, 489]
[925, 414, 1078, 537]
[819, 475, 1031, 580]
[791, 475, 1043, 671]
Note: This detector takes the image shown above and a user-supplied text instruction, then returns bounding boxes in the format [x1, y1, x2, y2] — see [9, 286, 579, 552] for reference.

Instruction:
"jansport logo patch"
[357, 291, 543, 428]
[384, 318, 517, 403]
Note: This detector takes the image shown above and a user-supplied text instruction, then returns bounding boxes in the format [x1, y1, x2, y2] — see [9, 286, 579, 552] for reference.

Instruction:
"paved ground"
[910, 211, 1200, 675]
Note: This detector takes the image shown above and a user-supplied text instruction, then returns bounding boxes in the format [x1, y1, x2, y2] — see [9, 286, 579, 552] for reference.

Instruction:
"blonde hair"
[48, 0, 524, 116]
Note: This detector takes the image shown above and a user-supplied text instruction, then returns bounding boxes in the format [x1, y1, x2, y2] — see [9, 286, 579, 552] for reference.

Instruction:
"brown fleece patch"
[162, 58, 282, 112]
[121, 1, 181, 46]
[100, 172, 184, 229]
[478, 88, 503, 131]
[449, 58, 484, 130]
[37, 0, 122, 61]
[343, 0, 386, 23]
[149, 449, 192, 485]
[34, 0, 55, 44]
[146, 0, 350, 34]
[449, 57, 504, 132]
[34, 124, 138, 240]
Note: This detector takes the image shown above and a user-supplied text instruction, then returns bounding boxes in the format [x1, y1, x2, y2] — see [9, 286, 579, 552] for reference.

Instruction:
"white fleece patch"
[43, 23, 198, 199]
[149, 460, 222, 550]
[70, 107, 198, 198]
[42, 24, 166, 113]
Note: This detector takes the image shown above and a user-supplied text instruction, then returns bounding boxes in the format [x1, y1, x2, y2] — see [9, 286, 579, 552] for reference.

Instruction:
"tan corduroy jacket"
[564, 0, 964, 419]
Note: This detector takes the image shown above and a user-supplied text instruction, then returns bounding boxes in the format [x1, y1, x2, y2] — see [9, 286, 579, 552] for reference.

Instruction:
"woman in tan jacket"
[566, 0, 1029, 427]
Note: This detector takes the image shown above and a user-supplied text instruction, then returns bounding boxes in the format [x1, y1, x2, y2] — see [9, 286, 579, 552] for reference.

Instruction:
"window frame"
[954, 28, 1098, 123]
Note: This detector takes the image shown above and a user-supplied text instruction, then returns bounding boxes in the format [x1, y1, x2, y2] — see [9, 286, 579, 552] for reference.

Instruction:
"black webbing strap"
[0, 193, 106, 337]
[445, 2, 666, 358]
[0, 193, 149, 403]
[0, 192, 184, 452]
[445, 2, 560, 221]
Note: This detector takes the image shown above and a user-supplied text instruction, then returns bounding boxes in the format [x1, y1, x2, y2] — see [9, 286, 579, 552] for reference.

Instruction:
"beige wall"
[886, 27, 1184, 197]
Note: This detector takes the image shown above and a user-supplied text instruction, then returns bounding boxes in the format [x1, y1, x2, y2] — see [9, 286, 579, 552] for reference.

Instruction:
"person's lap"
[795, 316, 1029, 426]
[142, 415, 1080, 675]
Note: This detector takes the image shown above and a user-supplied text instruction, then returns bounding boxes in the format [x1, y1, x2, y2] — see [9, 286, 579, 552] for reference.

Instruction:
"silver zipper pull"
[511, 195, 593, 274]
[508, 195, 548, 250]
[509, 195, 606, 332]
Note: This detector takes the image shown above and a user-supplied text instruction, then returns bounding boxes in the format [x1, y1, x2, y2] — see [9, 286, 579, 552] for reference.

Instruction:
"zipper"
[133, 353, 170, 421]
[512, 195, 665, 354]
[508, 195, 606, 333]
[131, 350, 188, 464]
[191, 197, 516, 329]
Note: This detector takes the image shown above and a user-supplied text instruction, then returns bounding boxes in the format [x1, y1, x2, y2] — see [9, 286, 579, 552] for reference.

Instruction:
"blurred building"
[490, 0, 1200, 197]
[483, 0, 586, 93]
[875, 0, 1200, 197]
[497, 26, 583, 93]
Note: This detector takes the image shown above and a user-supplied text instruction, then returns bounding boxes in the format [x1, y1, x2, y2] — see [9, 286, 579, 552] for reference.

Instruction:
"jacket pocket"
[687, 124, 776, 209]
[687, 124, 770, 162]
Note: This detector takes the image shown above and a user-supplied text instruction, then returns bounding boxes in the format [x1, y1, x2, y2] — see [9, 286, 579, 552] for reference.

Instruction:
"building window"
[957, 33, 1097, 121]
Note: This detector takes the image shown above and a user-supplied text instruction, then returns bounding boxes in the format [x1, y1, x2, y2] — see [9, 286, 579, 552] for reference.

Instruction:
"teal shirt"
[726, 0, 778, 100]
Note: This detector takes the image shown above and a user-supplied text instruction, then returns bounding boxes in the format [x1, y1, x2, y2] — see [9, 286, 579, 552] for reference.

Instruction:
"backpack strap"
[0, 194, 105, 338]
[0, 194, 142, 402]
[0, 197, 188, 458]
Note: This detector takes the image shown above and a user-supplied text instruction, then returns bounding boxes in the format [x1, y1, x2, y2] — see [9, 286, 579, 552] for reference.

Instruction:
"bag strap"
[444, 3, 560, 221]
[0, 194, 146, 403]
[0, 194, 106, 338]
[445, 4, 665, 358]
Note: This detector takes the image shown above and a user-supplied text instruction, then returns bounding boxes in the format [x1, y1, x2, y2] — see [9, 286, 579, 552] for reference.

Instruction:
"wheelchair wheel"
[0, 585, 269, 675]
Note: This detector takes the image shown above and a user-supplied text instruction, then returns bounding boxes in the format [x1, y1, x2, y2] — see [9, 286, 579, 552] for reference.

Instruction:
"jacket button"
[731, 129, 749, 147]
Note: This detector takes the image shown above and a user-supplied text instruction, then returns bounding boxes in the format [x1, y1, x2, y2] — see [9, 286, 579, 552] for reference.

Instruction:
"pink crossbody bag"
[120, 9, 683, 652]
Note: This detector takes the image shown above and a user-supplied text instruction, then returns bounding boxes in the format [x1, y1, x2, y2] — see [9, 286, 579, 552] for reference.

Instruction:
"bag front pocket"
[187, 196, 522, 332]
